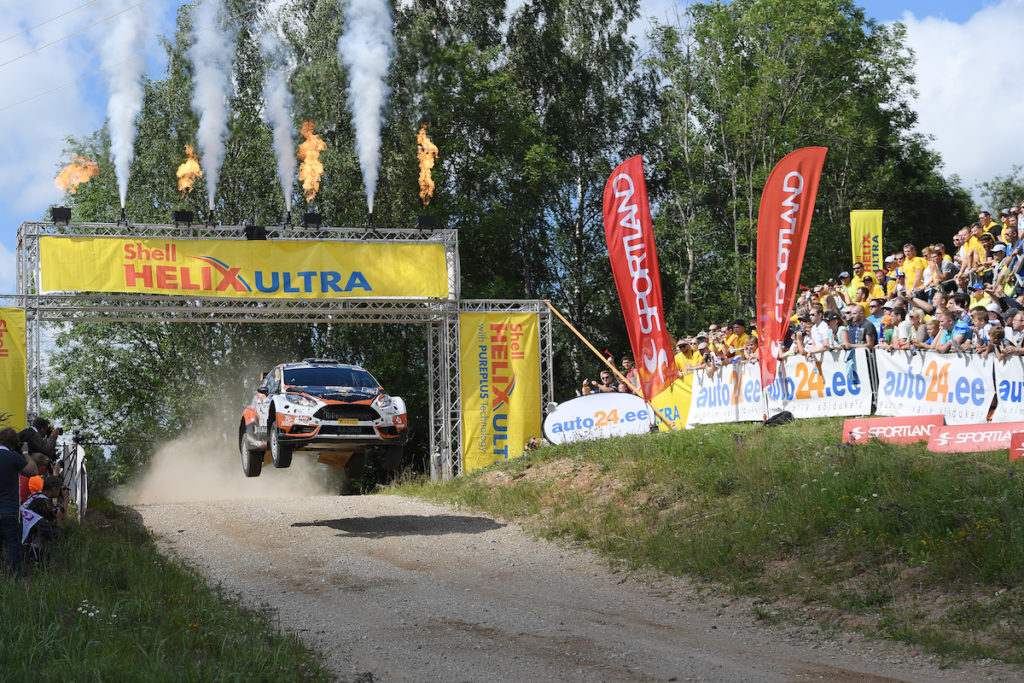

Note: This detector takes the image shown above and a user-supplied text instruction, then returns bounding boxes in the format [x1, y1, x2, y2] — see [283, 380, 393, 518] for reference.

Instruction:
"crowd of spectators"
[584, 204, 1024, 392]
[1, 417, 69, 577]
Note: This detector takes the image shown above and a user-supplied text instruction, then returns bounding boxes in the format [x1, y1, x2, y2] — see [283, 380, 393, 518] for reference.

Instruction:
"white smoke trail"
[189, 0, 237, 211]
[337, 0, 395, 215]
[101, 2, 149, 208]
[259, 2, 297, 212]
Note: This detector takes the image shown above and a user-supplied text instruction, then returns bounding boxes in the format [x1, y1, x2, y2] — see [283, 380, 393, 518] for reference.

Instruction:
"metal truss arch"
[15, 221, 554, 478]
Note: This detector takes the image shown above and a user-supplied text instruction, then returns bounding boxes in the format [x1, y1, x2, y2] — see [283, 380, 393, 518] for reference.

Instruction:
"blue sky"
[0, 0, 1020, 295]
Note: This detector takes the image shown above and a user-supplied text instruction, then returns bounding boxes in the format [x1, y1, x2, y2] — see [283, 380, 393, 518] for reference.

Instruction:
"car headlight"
[283, 393, 318, 407]
[375, 393, 393, 408]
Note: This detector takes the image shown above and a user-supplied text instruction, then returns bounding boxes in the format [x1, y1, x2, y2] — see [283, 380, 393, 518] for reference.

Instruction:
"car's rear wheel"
[239, 423, 263, 477]
[269, 421, 293, 468]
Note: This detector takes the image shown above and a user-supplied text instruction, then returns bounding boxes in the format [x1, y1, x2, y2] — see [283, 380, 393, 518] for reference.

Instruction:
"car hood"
[292, 385, 380, 402]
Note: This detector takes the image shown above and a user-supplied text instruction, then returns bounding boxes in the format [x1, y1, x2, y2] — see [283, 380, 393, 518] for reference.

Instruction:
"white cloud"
[0, 240, 15, 294]
[0, 1, 165, 244]
[900, 0, 1024, 202]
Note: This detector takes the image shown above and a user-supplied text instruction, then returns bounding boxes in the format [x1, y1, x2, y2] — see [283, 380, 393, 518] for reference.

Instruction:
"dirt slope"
[133, 494, 1021, 682]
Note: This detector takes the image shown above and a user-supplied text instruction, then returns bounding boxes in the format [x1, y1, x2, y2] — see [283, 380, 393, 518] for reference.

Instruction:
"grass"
[389, 417, 1024, 663]
[0, 497, 334, 682]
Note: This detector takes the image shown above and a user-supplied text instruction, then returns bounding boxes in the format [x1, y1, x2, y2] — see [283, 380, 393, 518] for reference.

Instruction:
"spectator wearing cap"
[723, 319, 749, 358]
[969, 282, 994, 309]
[861, 272, 885, 300]
[822, 310, 844, 347]
[839, 271, 855, 300]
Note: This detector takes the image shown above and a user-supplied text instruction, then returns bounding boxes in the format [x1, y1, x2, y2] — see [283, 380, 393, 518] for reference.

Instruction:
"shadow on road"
[292, 514, 505, 537]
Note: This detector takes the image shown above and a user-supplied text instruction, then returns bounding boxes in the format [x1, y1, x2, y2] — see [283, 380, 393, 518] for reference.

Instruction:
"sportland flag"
[603, 156, 679, 400]
[756, 147, 828, 389]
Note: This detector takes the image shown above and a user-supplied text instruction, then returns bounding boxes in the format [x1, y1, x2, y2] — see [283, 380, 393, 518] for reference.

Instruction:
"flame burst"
[417, 125, 438, 205]
[176, 145, 203, 200]
[298, 121, 327, 202]
[55, 156, 100, 194]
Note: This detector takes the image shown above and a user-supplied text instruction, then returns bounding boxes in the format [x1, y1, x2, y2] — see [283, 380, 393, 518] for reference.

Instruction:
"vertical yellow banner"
[649, 374, 693, 431]
[850, 210, 884, 272]
[0, 308, 27, 430]
[459, 313, 542, 473]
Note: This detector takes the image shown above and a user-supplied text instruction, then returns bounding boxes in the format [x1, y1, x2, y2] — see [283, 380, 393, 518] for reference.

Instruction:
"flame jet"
[298, 121, 327, 202]
[55, 156, 100, 194]
[177, 145, 203, 199]
[416, 125, 438, 205]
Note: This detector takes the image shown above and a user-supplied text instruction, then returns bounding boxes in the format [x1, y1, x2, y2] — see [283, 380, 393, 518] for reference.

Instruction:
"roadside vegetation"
[391, 418, 1024, 664]
[0, 497, 332, 681]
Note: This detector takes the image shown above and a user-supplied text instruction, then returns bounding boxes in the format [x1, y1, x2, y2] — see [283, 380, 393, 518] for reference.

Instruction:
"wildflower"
[855, 508, 861, 513]
[872, 493, 878, 498]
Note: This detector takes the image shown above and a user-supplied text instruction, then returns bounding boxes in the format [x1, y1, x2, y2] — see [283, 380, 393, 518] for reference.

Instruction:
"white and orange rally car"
[238, 359, 408, 478]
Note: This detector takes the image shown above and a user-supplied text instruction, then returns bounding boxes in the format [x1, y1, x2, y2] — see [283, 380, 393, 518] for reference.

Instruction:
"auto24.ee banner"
[39, 236, 450, 299]
[684, 349, 872, 427]
[873, 350, 995, 425]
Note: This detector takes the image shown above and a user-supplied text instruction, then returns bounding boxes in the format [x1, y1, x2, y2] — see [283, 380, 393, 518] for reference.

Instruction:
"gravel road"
[132, 493, 1022, 682]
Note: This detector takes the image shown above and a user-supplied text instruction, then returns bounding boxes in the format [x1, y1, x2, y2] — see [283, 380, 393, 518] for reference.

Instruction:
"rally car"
[238, 359, 408, 479]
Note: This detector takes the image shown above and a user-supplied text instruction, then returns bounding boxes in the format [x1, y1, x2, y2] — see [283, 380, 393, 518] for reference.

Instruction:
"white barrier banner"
[543, 393, 653, 444]
[875, 350, 994, 425]
[991, 356, 1024, 423]
[764, 349, 872, 418]
[686, 349, 870, 426]
[687, 362, 765, 426]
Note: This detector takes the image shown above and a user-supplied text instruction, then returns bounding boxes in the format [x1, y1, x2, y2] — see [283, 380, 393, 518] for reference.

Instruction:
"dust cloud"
[115, 426, 336, 504]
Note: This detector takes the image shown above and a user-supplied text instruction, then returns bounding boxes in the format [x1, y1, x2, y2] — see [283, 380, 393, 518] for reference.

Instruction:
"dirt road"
[131, 493, 1023, 682]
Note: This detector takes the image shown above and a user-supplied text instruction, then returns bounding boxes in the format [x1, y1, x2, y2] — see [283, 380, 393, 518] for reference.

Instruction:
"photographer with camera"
[18, 417, 61, 461]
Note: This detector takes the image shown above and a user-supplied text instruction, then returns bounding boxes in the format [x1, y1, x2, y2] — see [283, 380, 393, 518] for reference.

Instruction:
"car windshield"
[283, 366, 379, 390]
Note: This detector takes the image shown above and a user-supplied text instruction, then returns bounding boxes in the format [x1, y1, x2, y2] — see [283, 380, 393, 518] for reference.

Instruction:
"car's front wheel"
[239, 423, 263, 477]
[269, 421, 293, 468]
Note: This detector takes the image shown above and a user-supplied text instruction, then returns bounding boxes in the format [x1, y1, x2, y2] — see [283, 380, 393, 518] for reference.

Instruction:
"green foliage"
[44, 0, 987, 480]
[392, 418, 1024, 661]
[979, 165, 1024, 215]
[0, 500, 330, 681]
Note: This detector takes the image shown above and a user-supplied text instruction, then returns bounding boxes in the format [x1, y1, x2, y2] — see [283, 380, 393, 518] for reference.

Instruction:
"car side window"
[266, 371, 280, 394]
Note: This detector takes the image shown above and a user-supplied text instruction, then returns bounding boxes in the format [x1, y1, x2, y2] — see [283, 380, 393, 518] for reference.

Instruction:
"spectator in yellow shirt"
[902, 243, 928, 294]
[724, 319, 749, 358]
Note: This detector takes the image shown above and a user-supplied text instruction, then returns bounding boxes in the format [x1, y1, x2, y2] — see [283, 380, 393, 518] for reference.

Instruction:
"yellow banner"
[650, 374, 692, 432]
[39, 236, 450, 299]
[850, 210, 883, 272]
[459, 312, 542, 473]
[0, 308, 26, 430]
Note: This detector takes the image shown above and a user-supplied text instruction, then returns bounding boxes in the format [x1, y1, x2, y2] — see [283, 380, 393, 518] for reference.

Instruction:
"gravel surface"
[134, 494, 1022, 682]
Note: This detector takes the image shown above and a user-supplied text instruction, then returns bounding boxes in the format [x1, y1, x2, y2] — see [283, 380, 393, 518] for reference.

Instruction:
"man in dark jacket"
[18, 417, 58, 460]
[1, 427, 37, 576]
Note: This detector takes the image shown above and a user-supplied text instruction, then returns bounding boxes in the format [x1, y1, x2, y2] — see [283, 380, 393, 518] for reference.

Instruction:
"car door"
[254, 368, 279, 435]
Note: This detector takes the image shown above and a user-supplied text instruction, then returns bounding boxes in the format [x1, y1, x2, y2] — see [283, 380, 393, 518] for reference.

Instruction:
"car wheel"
[380, 445, 403, 471]
[269, 421, 293, 468]
[239, 423, 263, 477]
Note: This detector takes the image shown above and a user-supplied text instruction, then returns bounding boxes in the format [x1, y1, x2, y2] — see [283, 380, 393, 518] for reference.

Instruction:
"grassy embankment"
[391, 417, 1024, 663]
[0, 498, 332, 681]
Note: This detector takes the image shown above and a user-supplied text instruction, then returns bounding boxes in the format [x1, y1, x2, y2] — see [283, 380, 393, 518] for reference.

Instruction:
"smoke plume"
[259, 1, 297, 212]
[189, 0, 237, 211]
[101, 2, 149, 208]
[337, 0, 395, 215]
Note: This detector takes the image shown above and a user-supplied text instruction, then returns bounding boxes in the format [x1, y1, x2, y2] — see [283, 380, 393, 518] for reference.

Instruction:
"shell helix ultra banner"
[39, 236, 450, 299]
[0, 308, 26, 430]
[459, 312, 542, 473]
